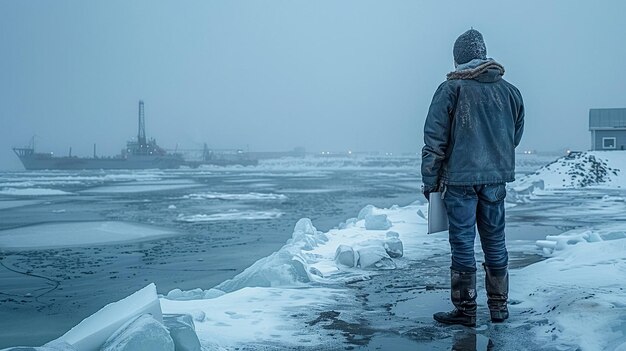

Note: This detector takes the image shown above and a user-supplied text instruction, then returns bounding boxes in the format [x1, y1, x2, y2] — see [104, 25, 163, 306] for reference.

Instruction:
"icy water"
[0, 167, 422, 347]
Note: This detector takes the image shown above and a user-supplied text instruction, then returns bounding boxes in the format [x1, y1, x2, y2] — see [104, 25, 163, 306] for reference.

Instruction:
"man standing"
[421, 29, 524, 327]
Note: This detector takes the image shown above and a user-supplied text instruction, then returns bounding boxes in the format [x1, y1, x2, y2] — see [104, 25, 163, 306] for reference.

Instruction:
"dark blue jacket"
[421, 68, 524, 188]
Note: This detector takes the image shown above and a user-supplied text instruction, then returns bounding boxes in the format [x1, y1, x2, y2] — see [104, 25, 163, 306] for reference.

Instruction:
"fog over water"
[1, 0, 626, 170]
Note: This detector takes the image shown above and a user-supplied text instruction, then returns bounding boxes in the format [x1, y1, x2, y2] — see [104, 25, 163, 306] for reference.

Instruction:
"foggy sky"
[1, 0, 626, 170]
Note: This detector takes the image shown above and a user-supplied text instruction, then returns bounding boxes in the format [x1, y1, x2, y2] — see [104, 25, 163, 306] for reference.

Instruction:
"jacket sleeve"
[421, 82, 456, 188]
[514, 91, 525, 148]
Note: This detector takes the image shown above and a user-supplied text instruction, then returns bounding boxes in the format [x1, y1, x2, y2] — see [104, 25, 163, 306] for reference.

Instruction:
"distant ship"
[13, 101, 185, 170]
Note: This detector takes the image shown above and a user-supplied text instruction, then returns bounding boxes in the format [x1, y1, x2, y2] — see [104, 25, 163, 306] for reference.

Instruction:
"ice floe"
[182, 191, 287, 201]
[0, 188, 74, 196]
[0, 199, 42, 210]
[81, 180, 201, 194]
[175, 210, 283, 222]
[0, 221, 179, 249]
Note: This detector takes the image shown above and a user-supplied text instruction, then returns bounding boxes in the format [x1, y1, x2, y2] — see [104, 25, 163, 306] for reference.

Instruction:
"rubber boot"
[484, 264, 509, 322]
[433, 270, 477, 327]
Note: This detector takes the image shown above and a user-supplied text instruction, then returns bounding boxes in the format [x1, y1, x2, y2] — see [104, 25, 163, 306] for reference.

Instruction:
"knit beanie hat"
[453, 29, 487, 65]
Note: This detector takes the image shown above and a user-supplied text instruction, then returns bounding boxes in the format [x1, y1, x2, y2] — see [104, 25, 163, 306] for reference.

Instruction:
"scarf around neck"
[447, 58, 505, 80]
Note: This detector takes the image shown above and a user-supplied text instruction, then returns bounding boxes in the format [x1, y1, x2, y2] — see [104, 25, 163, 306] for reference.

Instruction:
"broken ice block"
[163, 314, 201, 351]
[364, 214, 392, 230]
[101, 314, 174, 351]
[334, 244, 357, 267]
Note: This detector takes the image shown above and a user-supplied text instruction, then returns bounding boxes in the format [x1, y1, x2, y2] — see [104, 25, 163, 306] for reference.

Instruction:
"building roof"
[589, 108, 626, 130]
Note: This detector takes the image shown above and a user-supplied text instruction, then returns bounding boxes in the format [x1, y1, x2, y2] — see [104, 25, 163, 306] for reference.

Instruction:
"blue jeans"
[442, 184, 508, 272]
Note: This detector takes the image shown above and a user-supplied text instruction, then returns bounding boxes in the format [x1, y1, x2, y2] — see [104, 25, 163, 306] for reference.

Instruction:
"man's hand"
[422, 184, 438, 202]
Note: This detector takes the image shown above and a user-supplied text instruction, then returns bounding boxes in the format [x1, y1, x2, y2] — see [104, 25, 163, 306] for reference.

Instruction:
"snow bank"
[511, 227, 626, 351]
[510, 151, 626, 197]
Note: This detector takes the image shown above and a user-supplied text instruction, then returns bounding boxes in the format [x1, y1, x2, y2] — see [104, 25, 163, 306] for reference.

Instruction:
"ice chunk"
[384, 238, 404, 258]
[357, 205, 375, 220]
[290, 218, 327, 250]
[216, 249, 310, 292]
[338, 217, 357, 229]
[189, 310, 206, 322]
[308, 266, 324, 278]
[385, 231, 399, 239]
[168, 204, 177, 209]
[294, 217, 316, 235]
[101, 314, 174, 351]
[585, 231, 603, 242]
[364, 214, 392, 230]
[416, 209, 426, 220]
[163, 314, 201, 351]
[357, 246, 396, 269]
[55, 283, 162, 351]
[334, 244, 358, 267]
[536, 240, 557, 252]
[165, 288, 225, 301]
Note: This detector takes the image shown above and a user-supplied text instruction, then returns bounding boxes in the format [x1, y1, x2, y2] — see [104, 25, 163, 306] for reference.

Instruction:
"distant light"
[348, 150, 352, 155]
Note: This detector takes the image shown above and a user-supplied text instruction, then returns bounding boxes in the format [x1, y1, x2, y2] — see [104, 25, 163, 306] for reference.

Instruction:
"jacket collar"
[447, 58, 505, 81]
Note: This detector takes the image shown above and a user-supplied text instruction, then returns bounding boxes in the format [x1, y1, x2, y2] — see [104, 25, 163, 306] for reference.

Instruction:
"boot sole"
[433, 316, 476, 327]
[490, 311, 509, 323]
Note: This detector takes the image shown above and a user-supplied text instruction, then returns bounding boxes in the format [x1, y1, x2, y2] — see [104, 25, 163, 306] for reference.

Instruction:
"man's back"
[422, 61, 524, 188]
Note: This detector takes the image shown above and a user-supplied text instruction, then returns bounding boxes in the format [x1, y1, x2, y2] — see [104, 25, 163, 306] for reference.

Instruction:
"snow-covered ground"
[168, 203, 626, 351]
